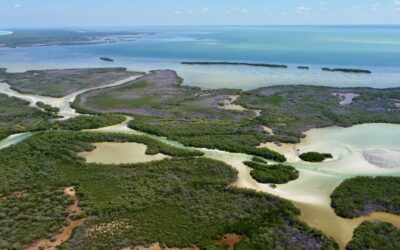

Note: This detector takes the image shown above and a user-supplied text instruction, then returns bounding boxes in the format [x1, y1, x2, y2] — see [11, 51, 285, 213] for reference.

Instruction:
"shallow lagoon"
[78, 142, 168, 164]
[262, 124, 400, 248]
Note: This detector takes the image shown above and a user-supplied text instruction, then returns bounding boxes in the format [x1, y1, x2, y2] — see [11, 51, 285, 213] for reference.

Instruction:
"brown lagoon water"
[78, 142, 169, 164]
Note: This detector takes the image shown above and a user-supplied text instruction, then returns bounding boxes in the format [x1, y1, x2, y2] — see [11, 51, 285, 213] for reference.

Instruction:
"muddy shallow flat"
[78, 142, 169, 164]
[259, 123, 400, 249]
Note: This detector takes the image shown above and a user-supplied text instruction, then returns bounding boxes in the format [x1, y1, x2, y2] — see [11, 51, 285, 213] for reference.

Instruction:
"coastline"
[1, 59, 397, 90]
[0, 31, 13, 36]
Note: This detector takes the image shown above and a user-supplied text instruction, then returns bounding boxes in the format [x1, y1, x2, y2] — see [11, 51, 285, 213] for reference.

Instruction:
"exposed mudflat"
[214, 234, 242, 250]
[258, 124, 400, 249]
[362, 148, 400, 168]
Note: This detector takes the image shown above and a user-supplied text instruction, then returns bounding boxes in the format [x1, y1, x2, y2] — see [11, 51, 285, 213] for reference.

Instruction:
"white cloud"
[203, 7, 209, 12]
[394, 0, 400, 11]
[371, 3, 380, 12]
[227, 8, 249, 15]
[296, 6, 311, 14]
[14, 3, 21, 8]
[173, 10, 182, 15]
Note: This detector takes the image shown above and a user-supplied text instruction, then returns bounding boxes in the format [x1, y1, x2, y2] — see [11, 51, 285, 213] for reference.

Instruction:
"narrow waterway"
[0, 133, 32, 149]
[0, 74, 142, 119]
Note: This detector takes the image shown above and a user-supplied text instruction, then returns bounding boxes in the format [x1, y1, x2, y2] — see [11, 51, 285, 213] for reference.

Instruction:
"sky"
[1, 0, 400, 27]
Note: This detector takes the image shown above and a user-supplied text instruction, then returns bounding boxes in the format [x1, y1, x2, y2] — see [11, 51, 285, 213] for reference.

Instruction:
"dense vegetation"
[346, 221, 400, 250]
[0, 67, 140, 97]
[238, 85, 400, 139]
[52, 115, 126, 131]
[74, 70, 400, 164]
[244, 160, 299, 184]
[129, 116, 286, 162]
[0, 187, 72, 249]
[0, 131, 201, 248]
[0, 29, 147, 48]
[0, 94, 52, 140]
[331, 176, 400, 218]
[0, 93, 132, 141]
[251, 156, 268, 164]
[299, 152, 333, 162]
[36, 101, 61, 114]
[0, 131, 337, 249]
[3, 68, 399, 248]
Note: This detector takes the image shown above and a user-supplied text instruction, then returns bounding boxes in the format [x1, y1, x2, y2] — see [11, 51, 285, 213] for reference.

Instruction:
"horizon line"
[2, 24, 400, 29]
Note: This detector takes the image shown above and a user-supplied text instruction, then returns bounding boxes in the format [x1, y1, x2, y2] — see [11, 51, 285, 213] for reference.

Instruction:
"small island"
[297, 66, 310, 70]
[0, 30, 150, 48]
[346, 221, 400, 250]
[331, 176, 400, 218]
[322, 67, 372, 74]
[36, 101, 61, 114]
[299, 152, 333, 162]
[99, 57, 114, 62]
[182, 61, 288, 68]
[243, 160, 299, 184]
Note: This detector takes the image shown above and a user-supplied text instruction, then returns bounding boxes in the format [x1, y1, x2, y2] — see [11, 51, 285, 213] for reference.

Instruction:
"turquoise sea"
[1, 26, 400, 89]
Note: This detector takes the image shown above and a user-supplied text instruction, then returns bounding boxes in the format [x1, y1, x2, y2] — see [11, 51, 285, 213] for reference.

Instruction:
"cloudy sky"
[1, 0, 400, 27]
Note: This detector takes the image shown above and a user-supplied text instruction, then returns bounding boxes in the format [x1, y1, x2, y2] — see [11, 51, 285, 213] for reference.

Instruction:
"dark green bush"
[331, 176, 400, 218]
[346, 221, 400, 250]
[300, 152, 333, 162]
[243, 161, 299, 184]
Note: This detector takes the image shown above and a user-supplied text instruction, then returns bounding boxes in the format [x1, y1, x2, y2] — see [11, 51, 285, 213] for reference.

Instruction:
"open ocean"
[1, 26, 400, 89]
